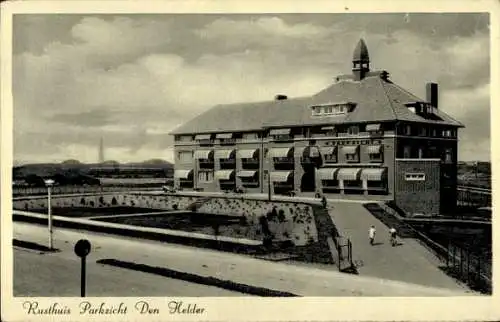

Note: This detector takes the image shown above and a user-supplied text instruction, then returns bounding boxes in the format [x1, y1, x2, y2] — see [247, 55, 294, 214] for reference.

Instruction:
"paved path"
[327, 202, 467, 290]
[12, 222, 473, 296]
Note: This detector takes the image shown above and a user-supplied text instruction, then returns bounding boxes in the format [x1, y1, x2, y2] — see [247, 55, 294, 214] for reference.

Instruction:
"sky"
[13, 13, 490, 164]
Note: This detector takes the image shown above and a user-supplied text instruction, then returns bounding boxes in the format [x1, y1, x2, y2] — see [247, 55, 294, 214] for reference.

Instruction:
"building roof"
[171, 39, 464, 135]
[171, 74, 464, 135]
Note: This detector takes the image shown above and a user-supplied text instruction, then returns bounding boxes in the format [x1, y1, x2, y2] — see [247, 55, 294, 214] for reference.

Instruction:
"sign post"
[44, 179, 55, 249]
[74, 239, 91, 297]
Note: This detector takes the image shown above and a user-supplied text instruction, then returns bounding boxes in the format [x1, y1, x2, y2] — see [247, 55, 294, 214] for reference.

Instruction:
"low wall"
[13, 193, 318, 246]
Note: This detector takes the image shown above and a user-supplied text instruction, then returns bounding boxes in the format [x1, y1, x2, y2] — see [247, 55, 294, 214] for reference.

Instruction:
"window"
[403, 146, 411, 158]
[418, 147, 424, 159]
[443, 129, 453, 137]
[405, 125, 412, 135]
[419, 127, 427, 136]
[405, 173, 426, 181]
[198, 171, 214, 182]
[369, 153, 383, 162]
[346, 153, 359, 162]
[348, 126, 359, 135]
[177, 151, 193, 163]
[311, 103, 355, 116]
[242, 133, 259, 140]
[444, 148, 453, 163]
[324, 151, 337, 163]
[175, 135, 192, 142]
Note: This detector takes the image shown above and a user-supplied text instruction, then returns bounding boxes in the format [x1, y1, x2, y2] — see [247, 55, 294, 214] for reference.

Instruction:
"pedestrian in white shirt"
[369, 225, 376, 245]
[389, 227, 397, 246]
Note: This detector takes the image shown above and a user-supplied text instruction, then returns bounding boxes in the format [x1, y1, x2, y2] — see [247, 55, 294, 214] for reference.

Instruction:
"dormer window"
[311, 102, 356, 117]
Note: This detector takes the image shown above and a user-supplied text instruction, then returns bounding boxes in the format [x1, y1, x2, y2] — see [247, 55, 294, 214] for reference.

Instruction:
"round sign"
[74, 239, 91, 258]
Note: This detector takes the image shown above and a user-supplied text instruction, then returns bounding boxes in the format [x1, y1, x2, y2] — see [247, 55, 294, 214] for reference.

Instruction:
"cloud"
[13, 14, 490, 163]
[197, 16, 331, 40]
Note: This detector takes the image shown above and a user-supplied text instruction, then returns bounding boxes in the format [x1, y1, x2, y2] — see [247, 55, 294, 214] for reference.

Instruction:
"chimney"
[275, 94, 288, 101]
[426, 83, 438, 109]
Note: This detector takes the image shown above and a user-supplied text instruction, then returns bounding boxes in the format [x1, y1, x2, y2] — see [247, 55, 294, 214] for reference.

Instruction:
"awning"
[269, 147, 293, 158]
[269, 128, 291, 135]
[342, 146, 359, 154]
[174, 169, 193, 179]
[321, 126, 336, 131]
[237, 170, 258, 178]
[237, 149, 258, 159]
[270, 171, 293, 183]
[366, 124, 381, 131]
[366, 145, 382, 154]
[214, 149, 235, 159]
[321, 146, 337, 155]
[215, 133, 233, 139]
[195, 134, 211, 140]
[215, 170, 235, 180]
[337, 168, 361, 181]
[318, 168, 338, 180]
[360, 168, 386, 181]
[194, 150, 213, 159]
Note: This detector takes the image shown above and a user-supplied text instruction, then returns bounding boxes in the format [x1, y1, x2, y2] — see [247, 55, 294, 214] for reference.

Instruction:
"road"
[11, 222, 474, 296]
[14, 248, 242, 297]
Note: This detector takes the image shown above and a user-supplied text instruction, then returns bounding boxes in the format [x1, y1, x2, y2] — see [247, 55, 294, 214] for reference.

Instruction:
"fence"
[335, 236, 353, 272]
[12, 185, 161, 197]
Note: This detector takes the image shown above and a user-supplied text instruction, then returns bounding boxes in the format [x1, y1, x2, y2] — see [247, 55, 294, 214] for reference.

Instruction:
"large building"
[170, 39, 464, 216]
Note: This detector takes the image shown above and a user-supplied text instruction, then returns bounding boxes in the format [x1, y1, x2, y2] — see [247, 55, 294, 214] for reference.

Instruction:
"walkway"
[327, 202, 468, 291]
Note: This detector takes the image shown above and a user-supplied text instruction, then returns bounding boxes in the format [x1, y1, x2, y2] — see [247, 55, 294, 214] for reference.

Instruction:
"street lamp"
[45, 179, 55, 249]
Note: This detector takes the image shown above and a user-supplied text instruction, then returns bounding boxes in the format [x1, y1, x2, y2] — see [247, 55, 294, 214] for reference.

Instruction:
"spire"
[98, 137, 105, 163]
[352, 38, 370, 81]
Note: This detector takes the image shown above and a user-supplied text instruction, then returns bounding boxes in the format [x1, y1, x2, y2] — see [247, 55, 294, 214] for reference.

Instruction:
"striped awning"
[194, 150, 213, 159]
[237, 149, 258, 159]
[215, 133, 233, 139]
[342, 146, 359, 154]
[321, 146, 337, 155]
[215, 149, 235, 159]
[318, 168, 338, 180]
[195, 134, 211, 140]
[270, 171, 293, 182]
[174, 169, 193, 179]
[237, 170, 258, 178]
[337, 168, 361, 181]
[269, 128, 291, 135]
[366, 145, 382, 154]
[366, 123, 381, 131]
[215, 170, 235, 180]
[269, 147, 294, 158]
[360, 168, 386, 181]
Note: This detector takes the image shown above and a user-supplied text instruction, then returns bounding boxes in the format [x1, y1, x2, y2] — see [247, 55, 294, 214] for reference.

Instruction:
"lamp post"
[45, 179, 55, 249]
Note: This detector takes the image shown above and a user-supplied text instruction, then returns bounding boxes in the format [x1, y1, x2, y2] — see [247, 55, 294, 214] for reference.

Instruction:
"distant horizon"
[12, 157, 491, 167]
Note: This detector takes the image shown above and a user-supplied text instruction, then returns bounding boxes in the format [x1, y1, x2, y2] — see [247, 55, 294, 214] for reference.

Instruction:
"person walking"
[389, 227, 397, 246]
[369, 225, 376, 245]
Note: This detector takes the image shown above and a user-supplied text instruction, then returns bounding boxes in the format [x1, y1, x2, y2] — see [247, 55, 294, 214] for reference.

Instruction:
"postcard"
[1, 0, 499, 321]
